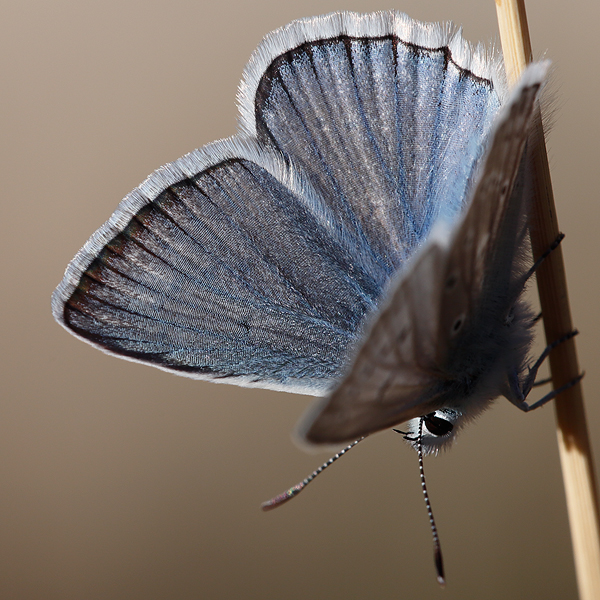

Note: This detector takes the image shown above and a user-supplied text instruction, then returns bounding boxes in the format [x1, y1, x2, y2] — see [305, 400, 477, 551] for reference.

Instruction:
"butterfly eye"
[424, 413, 454, 437]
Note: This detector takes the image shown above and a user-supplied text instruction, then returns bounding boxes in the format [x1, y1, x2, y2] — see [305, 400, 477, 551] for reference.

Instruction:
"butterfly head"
[401, 409, 464, 455]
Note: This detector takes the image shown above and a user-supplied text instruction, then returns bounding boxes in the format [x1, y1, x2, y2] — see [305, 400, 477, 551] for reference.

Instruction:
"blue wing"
[242, 13, 503, 275]
[53, 140, 373, 395]
[53, 12, 505, 394]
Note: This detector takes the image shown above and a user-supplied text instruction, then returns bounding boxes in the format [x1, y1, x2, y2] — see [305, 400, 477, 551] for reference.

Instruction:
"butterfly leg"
[521, 329, 579, 395]
[522, 233, 565, 284]
[508, 330, 582, 412]
[532, 311, 543, 325]
[508, 235, 565, 307]
[531, 376, 552, 387]
[514, 373, 584, 412]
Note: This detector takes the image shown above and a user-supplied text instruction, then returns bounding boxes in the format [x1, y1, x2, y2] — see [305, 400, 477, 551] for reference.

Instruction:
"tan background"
[2, 0, 599, 598]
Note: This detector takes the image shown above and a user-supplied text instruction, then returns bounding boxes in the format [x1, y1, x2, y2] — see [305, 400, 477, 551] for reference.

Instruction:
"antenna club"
[435, 546, 446, 587]
[261, 483, 305, 511]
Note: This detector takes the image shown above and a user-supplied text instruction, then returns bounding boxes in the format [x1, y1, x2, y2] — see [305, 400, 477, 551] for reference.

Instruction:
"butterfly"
[52, 11, 563, 460]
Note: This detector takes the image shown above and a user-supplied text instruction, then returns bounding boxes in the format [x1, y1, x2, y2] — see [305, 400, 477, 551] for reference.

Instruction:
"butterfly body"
[52, 11, 549, 453]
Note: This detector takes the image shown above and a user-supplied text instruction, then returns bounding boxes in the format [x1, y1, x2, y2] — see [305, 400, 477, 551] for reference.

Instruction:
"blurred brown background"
[2, 0, 599, 598]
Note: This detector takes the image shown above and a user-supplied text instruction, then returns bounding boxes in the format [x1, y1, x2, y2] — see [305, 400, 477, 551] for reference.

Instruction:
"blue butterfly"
[53, 11, 564, 458]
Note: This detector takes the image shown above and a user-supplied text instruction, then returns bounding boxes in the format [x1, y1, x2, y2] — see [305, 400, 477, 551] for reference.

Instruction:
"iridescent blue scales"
[53, 11, 551, 452]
